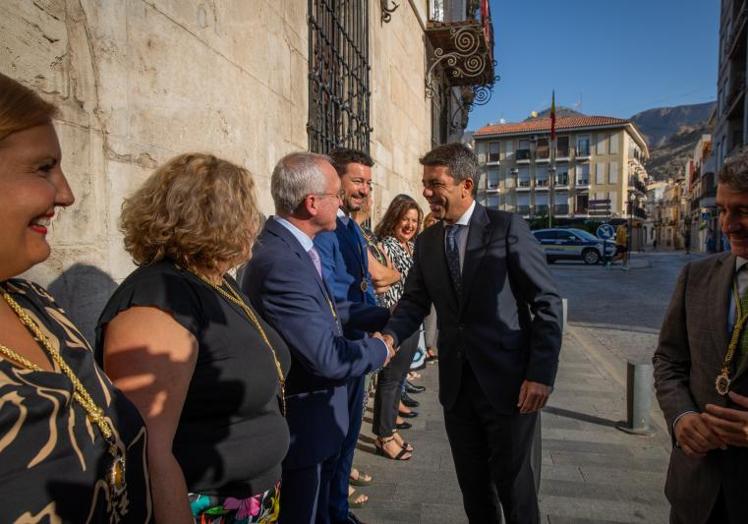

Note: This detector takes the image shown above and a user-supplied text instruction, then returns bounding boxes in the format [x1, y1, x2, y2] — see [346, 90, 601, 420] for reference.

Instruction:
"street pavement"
[350, 251, 695, 523]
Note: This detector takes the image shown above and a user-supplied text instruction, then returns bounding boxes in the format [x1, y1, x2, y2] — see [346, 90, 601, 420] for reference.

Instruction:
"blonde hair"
[0, 72, 58, 142]
[121, 153, 261, 271]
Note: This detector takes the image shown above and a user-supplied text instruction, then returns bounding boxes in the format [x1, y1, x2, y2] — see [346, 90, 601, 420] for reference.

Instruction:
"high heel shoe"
[374, 436, 412, 460]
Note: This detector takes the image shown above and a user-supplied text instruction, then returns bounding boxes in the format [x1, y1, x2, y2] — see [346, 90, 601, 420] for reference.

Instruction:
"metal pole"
[548, 136, 556, 229]
[616, 360, 654, 435]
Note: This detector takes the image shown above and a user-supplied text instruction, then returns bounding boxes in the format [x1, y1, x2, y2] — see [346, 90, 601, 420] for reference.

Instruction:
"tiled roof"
[475, 115, 631, 137]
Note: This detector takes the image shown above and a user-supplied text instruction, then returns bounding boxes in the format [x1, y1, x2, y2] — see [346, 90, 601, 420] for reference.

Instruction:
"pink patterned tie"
[308, 246, 322, 278]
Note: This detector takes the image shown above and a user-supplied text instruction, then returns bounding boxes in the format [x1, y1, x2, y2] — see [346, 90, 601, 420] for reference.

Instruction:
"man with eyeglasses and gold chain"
[655, 147, 748, 523]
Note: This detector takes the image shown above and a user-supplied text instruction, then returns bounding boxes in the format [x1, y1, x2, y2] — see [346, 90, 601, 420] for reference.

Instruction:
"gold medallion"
[715, 370, 731, 396]
[109, 454, 127, 495]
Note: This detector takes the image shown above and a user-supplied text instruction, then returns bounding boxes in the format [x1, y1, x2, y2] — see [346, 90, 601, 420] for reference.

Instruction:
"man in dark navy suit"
[313, 148, 381, 524]
[242, 152, 393, 524]
[382, 143, 563, 524]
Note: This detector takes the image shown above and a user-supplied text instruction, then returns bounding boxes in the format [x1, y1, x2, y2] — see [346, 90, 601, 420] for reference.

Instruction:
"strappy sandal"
[392, 430, 414, 452]
[375, 436, 412, 460]
[348, 488, 368, 508]
[349, 468, 372, 487]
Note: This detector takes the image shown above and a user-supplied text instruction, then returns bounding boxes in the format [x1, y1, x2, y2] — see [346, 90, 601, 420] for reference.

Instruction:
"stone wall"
[1, 0, 309, 339]
[369, 0, 432, 217]
[1, 0, 434, 341]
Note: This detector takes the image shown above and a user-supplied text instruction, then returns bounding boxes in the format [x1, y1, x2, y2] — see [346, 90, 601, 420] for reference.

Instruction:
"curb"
[566, 325, 671, 446]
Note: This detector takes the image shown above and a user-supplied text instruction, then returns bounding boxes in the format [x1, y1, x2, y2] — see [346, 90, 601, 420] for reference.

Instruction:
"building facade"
[1, 0, 495, 339]
[473, 115, 650, 248]
[715, 0, 748, 170]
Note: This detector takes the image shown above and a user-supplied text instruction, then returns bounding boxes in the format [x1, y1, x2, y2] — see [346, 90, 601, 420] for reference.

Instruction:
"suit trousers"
[423, 305, 438, 349]
[328, 375, 366, 523]
[444, 363, 539, 524]
[279, 452, 338, 524]
[372, 330, 420, 437]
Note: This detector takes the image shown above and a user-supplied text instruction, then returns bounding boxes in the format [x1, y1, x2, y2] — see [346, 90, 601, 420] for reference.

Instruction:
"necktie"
[308, 246, 322, 278]
[445, 224, 462, 298]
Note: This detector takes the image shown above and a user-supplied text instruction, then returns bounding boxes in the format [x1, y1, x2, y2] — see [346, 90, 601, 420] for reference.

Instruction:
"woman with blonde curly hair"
[0, 72, 152, 522]
[96, 153, 291, 523]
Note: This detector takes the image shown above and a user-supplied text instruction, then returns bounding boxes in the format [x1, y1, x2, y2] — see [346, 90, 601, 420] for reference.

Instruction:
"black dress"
[0, 279, 152, 523]
[95, 261, 291, 498]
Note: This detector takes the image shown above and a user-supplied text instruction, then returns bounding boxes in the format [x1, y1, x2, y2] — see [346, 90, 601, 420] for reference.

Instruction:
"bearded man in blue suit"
[314, 148, 383, 524]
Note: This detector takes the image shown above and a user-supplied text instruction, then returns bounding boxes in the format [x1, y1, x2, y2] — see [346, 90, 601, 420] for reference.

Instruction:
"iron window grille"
[308, 0, 372, 154]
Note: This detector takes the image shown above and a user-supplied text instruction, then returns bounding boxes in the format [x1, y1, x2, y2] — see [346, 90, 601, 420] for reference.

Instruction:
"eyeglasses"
[310, 192, 342, 201]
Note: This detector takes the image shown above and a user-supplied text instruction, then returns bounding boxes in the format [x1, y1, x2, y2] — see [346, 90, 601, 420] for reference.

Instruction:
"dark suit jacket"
[384, 203, 563, 414]
[653, 252, 748, 524]
[242, 218, 387, 468]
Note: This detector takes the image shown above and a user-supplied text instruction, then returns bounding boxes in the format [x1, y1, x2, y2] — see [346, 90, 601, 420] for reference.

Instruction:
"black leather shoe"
[401, 391, 419, 408]
[406, 381, 425, 394]
[395, 421, 412, 430]
[398, 410, 418, 418]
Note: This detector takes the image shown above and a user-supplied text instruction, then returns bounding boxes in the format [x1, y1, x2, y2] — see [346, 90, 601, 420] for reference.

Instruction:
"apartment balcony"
[553, 204, 570, 216]
[576, 178, 591, 188]
[575, 148, 591, 159]
[517, 205, 531, 216]
[535, 205, 549, 216]
[628, 176, 647, 195]
[516, 181, 531, 191]
[425, 1, 496, 96]
[728, 2, 748, 59]
[515, 149, 531, 163]
[726, 73, 746, 117]
[535, 180, 550, 190]
[554, 174, 569, 187]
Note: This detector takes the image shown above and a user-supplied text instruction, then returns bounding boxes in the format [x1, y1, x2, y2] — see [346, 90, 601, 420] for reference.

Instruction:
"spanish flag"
[550, 90, 556, 141]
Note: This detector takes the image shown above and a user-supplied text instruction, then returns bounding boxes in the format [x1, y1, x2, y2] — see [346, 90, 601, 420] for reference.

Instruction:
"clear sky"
[467, 0, 720, 131]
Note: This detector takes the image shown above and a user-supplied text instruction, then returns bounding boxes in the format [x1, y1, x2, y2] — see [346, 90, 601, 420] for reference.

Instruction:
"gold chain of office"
[187, 269, 287, 416]
[715, 280, 748, 395]
[0, 286, 127, 497]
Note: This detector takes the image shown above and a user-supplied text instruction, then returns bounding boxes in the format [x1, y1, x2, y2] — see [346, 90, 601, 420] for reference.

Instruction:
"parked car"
[532, 228, 617, 265]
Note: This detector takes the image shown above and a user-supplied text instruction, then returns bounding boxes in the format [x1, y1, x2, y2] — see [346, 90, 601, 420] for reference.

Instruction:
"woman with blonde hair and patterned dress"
[97, 153, 291, 523]
[0, 72, 152, 522]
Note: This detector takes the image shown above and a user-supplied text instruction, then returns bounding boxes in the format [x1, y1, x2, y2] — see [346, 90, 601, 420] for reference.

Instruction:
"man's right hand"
[372, 332, 396, 366]
[674, 413, 726, 457]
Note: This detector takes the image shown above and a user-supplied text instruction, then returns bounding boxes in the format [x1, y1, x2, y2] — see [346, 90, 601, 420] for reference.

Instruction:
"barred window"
[308, 0, 371, 154]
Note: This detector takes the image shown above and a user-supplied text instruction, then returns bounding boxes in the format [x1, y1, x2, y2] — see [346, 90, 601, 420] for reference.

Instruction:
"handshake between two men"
[368, 331, 551, 414]
[371, 332, 397, 366]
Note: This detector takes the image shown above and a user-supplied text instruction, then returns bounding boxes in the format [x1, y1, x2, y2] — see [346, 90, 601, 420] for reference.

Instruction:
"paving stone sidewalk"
[351, 328, 671, 523]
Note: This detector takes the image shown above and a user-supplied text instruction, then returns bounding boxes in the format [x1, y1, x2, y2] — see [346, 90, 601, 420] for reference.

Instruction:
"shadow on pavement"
[544, 406, 618, 428]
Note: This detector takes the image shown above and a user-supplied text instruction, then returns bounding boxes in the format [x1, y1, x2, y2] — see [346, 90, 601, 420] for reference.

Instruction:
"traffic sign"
[597, 223, 615, 240]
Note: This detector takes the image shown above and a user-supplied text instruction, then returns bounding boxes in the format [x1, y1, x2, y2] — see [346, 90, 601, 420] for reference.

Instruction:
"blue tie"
[445, 224, 462, 298]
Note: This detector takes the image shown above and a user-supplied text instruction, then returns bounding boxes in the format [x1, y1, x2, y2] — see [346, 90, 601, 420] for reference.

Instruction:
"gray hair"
[271, 152, 331, 214]
[719, 146, 748, 193]
[419, 142, 481, 192]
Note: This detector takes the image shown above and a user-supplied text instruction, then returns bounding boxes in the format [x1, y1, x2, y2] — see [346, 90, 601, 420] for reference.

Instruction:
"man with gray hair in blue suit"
[242, 152, 393, 524]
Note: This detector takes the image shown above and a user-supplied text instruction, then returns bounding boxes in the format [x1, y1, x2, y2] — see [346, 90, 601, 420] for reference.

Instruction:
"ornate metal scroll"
[425, 24, 493, 98]
[380, 0, 399, 23]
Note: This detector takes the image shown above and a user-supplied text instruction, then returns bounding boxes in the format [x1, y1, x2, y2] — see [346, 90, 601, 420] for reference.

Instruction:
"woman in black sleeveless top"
[0, 73, 151, 522]
[97, 154, 290, 523]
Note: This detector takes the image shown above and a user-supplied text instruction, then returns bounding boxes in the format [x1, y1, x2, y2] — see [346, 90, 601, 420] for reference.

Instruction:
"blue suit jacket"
[315, 217, 382, 339]
[242, 218, 388, 468]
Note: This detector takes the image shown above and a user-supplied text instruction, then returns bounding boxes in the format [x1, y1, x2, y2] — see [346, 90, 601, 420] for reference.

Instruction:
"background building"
[715, 0, 748, 169]
[472, 114, 650, 248]
[1, 0, 495, 339]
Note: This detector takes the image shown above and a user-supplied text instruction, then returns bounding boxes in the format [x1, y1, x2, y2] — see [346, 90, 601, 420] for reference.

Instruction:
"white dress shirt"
[444, 200, 476, 271]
